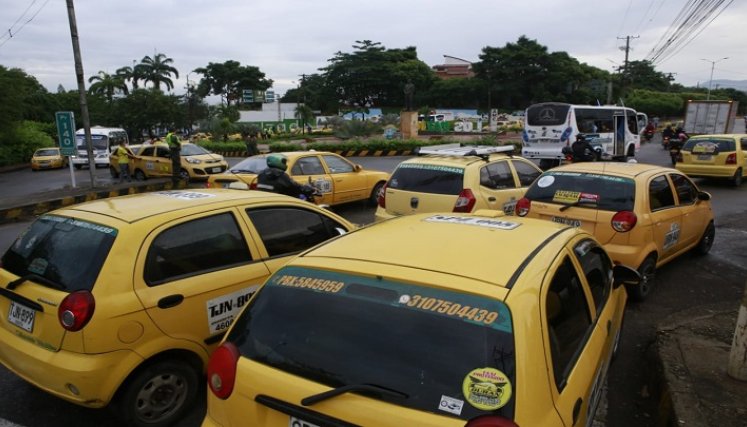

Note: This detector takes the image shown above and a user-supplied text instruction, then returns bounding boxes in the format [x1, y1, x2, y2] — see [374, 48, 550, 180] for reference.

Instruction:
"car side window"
[573, 240, 612, 316]
[140, 147, 155, 157]
[291, 156, 325, 175]
[247, 207, 346, 257]
[545, 256, 593, 389]
[480, 161, 515, 189]
[670, 174, 697, 205]
[512, 160, 542, 187]
[648, 175, 676, 211]
[157, 147, 170, 158]
[740, 138, 747, 151]
[144, 213, 252, 286]
[322, 155, 354, 174]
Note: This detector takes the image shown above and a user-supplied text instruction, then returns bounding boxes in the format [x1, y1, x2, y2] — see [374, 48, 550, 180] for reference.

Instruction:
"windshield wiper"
[7, 273, 66, 291]
[559, 200, 584, 212]
[301, 383, 408, 406]
[229, 169, 256, 174]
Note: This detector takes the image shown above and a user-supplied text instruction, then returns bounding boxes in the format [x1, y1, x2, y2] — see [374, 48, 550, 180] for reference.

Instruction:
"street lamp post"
[701, 57, 728, 100]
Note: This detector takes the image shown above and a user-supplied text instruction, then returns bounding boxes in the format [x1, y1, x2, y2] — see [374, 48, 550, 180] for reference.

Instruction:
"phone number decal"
[273, 275, 345, 293]
[401, 294, 499, 325]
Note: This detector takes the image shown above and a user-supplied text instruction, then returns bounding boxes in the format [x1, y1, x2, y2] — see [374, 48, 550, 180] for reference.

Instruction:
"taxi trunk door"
[384, 188, 457, 216]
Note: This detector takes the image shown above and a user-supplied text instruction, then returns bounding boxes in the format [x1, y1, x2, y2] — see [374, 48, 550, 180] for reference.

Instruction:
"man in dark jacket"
[256, 154, 304, 198]
[571, 134, 596, 162]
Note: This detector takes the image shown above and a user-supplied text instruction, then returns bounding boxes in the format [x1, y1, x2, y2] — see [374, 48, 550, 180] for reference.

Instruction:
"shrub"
[0, 121, 55, 166]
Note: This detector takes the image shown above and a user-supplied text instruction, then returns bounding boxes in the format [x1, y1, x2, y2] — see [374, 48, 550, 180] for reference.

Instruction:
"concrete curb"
[213, 149, 414, 157]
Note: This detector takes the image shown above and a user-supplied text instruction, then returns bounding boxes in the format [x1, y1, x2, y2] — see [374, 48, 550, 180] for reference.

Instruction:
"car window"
[156, 147, 170, 158]
[231, 157, 267, 173]
[648, 175, 676, 211]
[573, 240, 612, 317]
[545, 256, 593, 389]
[741, 138, 747, 151]
[1, 215, 116, 292]
[227, 266, 517, 421]
[480, 161, 515, 189]
[140, 146, 155, 157]
[388, 163, 465, 195]
[35, 149, 59, 156]
[512, 160, 542, 187]
[322, 155, 354, 174]
[682, 138, 736, 153]
[291, 156, 325, 175]
[144, 213, 252, 286]
[181, 144, 209, 156]
[525, 171, 635, 212]
[670, 174, 697, 205]
[247, 207, 347, 258]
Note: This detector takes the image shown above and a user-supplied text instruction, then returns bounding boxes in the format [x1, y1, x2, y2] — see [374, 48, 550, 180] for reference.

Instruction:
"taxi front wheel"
[116, 359, 200, 427]
[629, 256, 656, 302]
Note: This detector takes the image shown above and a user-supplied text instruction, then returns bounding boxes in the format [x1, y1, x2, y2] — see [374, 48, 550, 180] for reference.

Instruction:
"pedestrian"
[165, 127, 182, 185]
[243, 132, 259, 156]
[116, 140, 136, 183]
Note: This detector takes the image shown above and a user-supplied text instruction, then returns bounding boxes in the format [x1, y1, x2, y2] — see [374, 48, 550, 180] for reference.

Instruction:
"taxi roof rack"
[416, 143, 514, 161]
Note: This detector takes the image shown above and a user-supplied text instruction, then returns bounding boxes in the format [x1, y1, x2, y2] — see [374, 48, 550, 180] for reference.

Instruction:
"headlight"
[186, 157, 202, 164]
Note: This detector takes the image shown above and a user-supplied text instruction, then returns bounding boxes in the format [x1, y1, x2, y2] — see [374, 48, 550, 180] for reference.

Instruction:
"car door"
[322, 154, 367, 203]
[670, 173, 705, 249]
[133, 209, 271, 347]
[477, 160, 524, 213]
[154, 146, 173, 176]
[647, 174, 683, 261]
[740, 138, 747, 174]
[289, 155, 333, 206]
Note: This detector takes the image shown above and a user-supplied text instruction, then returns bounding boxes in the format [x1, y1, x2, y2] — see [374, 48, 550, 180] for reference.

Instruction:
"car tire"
[369, 181, 385, 206]
[110, 166, 119, 178]
[629, 255, 656, 302]
[116, 360, 199, 427]
[134, 169, 146, 181]
[539, 159, 555, 170]
[733, 168, 743, 187]
[694, 222, 715, 255]
[74, 164, 82, 170]
[179, 168, 190, 182]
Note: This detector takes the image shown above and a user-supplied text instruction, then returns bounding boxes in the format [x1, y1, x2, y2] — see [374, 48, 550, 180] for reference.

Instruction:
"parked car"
[675, 134, 747, 186]
[203, 211, 639, 427]
[31, 147, 67, 171]
[516, 162, 714, 300]
[0, 189, 354, 427]
[113, 142, 228, 182]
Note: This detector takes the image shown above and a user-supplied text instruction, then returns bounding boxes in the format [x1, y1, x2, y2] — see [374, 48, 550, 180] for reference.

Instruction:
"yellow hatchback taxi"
[206, 151, 390, 206]
[675, 134, 747, 186]
[516, 162, 714, 301]
[126, 142, 229, 182]
[0, 189, 354, 427]
[375, 145, 542, 221]
[203, 212, 639, 427]
[31, 147, 67, 170]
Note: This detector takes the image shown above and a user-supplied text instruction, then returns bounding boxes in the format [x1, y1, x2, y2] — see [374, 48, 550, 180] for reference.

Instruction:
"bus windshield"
[75, 135, 108, 151]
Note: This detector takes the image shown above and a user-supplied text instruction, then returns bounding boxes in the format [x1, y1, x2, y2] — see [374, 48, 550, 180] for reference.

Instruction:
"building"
[432, 55, 475, 80]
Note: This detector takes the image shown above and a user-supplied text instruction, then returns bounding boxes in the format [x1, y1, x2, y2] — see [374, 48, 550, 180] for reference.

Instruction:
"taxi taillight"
[208, 342, 240, 400]
[611, 211, 637, 232]
[726, 153, 737, 165]
[249, 181, 258, 190]
[465, 415, 520, 427]
[515, 197, 531, 217]
[453, 189, 476, 213]
[58, 290, 95, 332]
[205, 182, 212, 188]
[377, 183, 388, 208]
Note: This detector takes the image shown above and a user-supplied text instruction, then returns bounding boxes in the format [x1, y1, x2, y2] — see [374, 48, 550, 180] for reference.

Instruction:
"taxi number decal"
[312, 178, 332, 194]
[273, 275, 345, 293]
[424, 215, 520, 230]
[552, 190, 580, 204]
[663, 222, 680, 251]
[206, 285, 259, 334]
[146, 161, 155, 171]
[403, 294, 499, 325]
[154, 191, 215, 200]
[398, 163, 464, 175]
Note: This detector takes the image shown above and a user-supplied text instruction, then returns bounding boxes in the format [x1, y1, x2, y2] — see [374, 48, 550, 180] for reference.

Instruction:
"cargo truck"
[683, 99, 739, 135]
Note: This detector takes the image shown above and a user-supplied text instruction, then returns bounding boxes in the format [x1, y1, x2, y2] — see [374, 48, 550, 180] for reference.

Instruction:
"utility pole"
[701, 57, 729, 101]
[299, 74, 307, 134]
[617, 35, 639, 76]
[65, 0, 96, 188]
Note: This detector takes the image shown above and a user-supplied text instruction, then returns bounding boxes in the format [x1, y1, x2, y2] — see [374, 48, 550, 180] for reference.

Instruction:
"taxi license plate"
[552, 216, 581, 227]
[211, 167, 222, 173]
[289, 417, 320, 427]
[697, 154, 711, 160]
[8, 301, 35, 332]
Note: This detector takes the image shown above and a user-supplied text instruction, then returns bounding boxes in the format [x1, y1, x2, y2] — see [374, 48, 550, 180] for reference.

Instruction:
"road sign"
[55, 111, 76, 156]
[242, 89, 254, 103]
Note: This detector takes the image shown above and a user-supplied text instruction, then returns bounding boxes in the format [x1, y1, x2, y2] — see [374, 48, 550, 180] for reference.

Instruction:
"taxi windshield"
[35, 149, 59, 157]
[227, 266, 517, 421]
[388, 163, 465, 195]
[181, 144, 210, 156]
[526, 171, 635, 212]
[230, 156, 267, 173]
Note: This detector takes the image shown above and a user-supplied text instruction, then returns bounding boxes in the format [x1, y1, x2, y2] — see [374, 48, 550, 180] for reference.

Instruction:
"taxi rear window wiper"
[301, 383, 408, 406]
[7, 273, 66, 291]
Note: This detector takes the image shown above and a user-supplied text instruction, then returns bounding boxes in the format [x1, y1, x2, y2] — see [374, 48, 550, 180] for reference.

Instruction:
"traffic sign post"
[55, 111, 77, 188]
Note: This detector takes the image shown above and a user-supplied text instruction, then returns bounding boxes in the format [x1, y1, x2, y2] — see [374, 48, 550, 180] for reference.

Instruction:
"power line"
[654, 0, 734, 64]
[0, 0, 51, 49]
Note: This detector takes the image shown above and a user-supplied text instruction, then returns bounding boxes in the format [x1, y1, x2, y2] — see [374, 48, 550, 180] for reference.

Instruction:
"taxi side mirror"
[612, 264, 640, 289]
[354, 164, 362, 172]
[697, 191, 711, 201]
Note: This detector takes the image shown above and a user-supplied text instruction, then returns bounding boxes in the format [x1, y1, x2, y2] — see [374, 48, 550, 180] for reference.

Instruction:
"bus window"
[627, 113, 639, 134]
[526, 103, 570, 126]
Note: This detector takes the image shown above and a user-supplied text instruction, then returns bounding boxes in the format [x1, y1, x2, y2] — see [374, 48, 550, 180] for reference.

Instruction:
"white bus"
[72, 126, 129, 169]
[521, 102, 648, 168]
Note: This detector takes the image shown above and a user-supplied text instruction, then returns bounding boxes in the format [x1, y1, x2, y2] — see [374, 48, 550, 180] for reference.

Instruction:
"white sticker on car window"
[439, 395, 464, 416]
[155, 191, 216, 200]
[424, 214, 521, 230]
[537, 175, 555, 188]
[206, 285, 260, 334]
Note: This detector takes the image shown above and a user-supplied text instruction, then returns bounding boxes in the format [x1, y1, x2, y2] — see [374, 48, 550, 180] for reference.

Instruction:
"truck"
[682, 99, 739, 135]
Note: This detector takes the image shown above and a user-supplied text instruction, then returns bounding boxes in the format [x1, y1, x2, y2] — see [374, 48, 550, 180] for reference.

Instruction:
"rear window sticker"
[424, 214, 520, 230]
[553, 190, 581, 204]
[579, 192, 600, 203]
[399, 163, 464, 175]
[155, 191, 216, 200]
[439, 395, 464, 416]
[27, 258, 48, 275]
[537, 175, 555, 188]
[272, 274, 346, 293]
[692, 142, 718, 154]
[462, 367, 513, 410]
[206, 285, 260, 334]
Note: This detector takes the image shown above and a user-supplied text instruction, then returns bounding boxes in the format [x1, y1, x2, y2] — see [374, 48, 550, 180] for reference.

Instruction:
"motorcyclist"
[256, 154, 305, 198]
[644, 121, 656, 140]
[571, 134, 597, 162]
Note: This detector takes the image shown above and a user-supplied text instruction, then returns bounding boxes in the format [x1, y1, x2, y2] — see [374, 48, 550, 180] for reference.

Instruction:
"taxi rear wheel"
[629, 256, 656, 302]
[733, 168, 743, 187]
[116, 360, 199, 427]
[695, 222, 715, 255]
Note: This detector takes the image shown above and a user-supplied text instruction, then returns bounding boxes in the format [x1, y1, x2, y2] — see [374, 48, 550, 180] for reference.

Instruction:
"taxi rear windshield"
[388, 163, 465, 195]
[526, 171, 635, 212]
[681, 138, 735, 154]
[1, 215, 116, 292]
[228, 266, 517, 421]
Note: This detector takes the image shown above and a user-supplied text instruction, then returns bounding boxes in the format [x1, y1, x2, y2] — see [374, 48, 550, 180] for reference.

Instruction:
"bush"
[0, 121, 55, 166]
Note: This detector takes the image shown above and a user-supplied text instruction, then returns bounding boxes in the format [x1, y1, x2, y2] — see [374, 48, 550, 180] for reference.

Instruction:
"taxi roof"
[549, 161, 676, 179]
[403, 153, 511, 167]
[56, 189, 289, 223]
[302, 213, 573, 288]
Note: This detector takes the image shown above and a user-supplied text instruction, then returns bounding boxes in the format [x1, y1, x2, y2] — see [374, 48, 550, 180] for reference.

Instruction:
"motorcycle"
[643, 129, 655, 142]
[561, 144, 604, 163]
[662, 136, 670, 150]
[298, 183, 322, 204]
[668, 138, 684, 166]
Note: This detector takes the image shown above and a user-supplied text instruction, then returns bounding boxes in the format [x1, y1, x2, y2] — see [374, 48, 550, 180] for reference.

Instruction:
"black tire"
[74, 164, 82, 170]
[110, 166, 119, 178]
[695, 222, 715, 255]
[369, 181, 385, 206]
[179, 168, 190, 182]
[134, 169, 146, 181]
[116, 360, 199, 427]
[733, 168, 743, 187]
[539, 159, 555, 170]
[629, 255, 656, 302]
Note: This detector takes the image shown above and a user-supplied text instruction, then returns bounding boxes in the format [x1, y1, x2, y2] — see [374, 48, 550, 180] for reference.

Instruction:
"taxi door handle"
[572, 398, 582, 425]
[158, 294, 184, 309]
[488, 197, 496, 202]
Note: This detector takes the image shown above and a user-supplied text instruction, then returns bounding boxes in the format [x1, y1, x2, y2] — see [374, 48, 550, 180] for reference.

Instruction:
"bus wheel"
[539, 159, 554, 170]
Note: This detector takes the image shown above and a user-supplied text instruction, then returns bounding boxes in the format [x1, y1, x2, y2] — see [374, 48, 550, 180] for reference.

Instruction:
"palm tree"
[115, 65, 144, 93]
[88, 71, 128, 103]
[138, 53, 179, 91]
[294, 104, 315, 134]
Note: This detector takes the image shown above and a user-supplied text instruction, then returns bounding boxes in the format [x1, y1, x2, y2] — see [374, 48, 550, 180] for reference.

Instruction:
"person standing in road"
[116, 140, 136, 183]
[165, 128, 181, 185]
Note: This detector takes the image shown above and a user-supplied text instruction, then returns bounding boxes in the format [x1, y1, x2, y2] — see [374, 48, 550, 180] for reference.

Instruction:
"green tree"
[294, 104, 314, 132]
[193, 60, 272, 106]
[138, 53, 179, 91]
[88, 71, 128, 103]
[618, 60, 671, 92]
[115, 88, 182, 140]
[420, 78, 484, 109]
[282, 74, 339, 115]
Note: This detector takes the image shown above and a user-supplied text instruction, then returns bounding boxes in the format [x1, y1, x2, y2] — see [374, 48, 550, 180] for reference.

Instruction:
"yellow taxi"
[374, 144, 542, 221]
[0, 189, 354, 427]
[206, 151, 390, 206]
[125, 142, 229, 182]
[203, 211, 639, 427]
[31, 147, 67, 170]
[516, 162, 714, 300]
[108, 144, 142, 178]
[675, 134, 747, 186]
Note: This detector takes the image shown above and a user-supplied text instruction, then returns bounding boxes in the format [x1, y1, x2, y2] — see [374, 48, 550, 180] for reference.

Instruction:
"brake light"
[205, 181, 212, 188]
[207, 342, 240, 399]
[453, 189, 476, 213]
[465, 415, 520, 427]
[58, 290, 95, 332]
[726, 153, 737, 165]
[249, 181, 257, 190]
[377, 182, 388, 208]
[611, 211, 637, 232]
[515, 197, 531, 216]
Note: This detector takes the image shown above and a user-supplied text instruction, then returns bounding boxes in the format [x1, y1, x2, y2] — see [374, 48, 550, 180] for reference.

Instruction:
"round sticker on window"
[537, 175, 555, 188]
[462, 367, 512, 410]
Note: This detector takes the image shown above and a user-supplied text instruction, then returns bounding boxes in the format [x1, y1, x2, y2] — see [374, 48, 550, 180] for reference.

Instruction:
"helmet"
[266, 154, 287, 171]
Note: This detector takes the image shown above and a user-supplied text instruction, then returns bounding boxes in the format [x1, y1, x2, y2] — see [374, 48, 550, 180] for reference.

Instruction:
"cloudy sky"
[1, 0, 745, 100]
